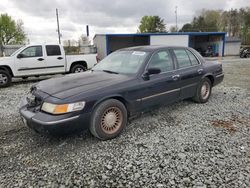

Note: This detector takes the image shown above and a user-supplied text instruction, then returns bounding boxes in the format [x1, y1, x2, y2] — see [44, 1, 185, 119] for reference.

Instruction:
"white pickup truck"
[0, 44, 97, 87]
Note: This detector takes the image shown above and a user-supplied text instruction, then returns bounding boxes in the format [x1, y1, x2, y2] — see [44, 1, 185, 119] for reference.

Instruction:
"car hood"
[35, 71, 133, 99]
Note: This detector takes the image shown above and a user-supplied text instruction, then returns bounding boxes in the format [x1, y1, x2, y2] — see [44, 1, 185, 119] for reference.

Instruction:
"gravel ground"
[0, 58, 250, 187]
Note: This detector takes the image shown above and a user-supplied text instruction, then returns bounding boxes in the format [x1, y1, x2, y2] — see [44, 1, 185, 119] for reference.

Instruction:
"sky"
[0, 0, 249, 44]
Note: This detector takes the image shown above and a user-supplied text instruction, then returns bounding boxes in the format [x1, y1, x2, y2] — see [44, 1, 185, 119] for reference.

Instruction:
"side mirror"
[142, 68, 161, 80]
[147, 68, 161, 75]
[17, 54, 24, 58]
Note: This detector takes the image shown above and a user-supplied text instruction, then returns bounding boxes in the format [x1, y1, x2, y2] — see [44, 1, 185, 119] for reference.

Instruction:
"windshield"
[93, 50, 148, 74]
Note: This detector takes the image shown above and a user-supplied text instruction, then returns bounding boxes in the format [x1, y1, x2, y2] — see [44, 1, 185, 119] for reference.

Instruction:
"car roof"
[119, 45, 189, 52]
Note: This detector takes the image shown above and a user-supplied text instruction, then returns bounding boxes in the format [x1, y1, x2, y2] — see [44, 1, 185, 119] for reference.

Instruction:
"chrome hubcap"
[75, 67, 84, 73]
[0, 74, 8, 85]
[201, 82, 210, 99]
[101, 107, 122, 134]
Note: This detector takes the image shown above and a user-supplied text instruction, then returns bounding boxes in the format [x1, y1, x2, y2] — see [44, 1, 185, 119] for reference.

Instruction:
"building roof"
[94, 32, 226, 39]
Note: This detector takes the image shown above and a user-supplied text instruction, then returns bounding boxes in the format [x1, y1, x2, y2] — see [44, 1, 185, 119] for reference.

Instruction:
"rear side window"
[173, 49, 191, 68]
[186, 50, 199, 65]
[148, 50, 173, 72]
[46, 45, 61, 56]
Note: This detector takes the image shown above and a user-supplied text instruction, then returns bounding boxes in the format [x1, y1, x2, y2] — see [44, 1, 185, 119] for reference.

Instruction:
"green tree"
[0, 14, 26, 56]
[138, 15, 166, 33]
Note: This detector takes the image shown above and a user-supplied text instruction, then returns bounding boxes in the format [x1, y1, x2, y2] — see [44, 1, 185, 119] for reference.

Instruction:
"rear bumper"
[19, 98, 91, 135]
[213, 73, 224, 86]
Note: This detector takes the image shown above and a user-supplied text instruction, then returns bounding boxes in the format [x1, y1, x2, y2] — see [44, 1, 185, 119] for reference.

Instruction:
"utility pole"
[175, 6, 178, 32]
[56, 8, 61, 44]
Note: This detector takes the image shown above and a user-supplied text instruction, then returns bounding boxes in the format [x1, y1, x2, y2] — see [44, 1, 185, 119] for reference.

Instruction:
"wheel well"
[95, 96, 130, 116]
[70, 61, 87, 71]
[0, 66, 13, 77]
[206, 75, 214, 86]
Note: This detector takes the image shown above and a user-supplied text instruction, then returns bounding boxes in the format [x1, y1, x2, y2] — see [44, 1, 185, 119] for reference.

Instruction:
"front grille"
[26, 93, 43, 112]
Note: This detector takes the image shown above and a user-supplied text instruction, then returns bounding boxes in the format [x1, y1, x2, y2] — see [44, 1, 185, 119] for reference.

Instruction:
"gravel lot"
[0, 58, 250, 187]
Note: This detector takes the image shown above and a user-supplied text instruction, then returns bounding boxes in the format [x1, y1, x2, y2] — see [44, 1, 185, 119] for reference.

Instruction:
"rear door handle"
[37, 58, 44, 61]
[172, 74, 180, 81]
[197, 69, 203, 74]
[57, 57, 63, 60]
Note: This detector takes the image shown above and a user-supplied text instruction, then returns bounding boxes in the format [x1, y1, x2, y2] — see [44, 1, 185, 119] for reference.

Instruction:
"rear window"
[173, 49, 192, 68]
[46, 45, 61, 56]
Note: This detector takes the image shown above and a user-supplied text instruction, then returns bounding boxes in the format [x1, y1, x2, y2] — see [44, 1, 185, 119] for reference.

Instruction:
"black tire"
[70, 64, 87, 73]
[192, 77, 212, 103]
[246, 54, 250, 58]
[0, 70, 12, 88]
[90, 99, 127, 140]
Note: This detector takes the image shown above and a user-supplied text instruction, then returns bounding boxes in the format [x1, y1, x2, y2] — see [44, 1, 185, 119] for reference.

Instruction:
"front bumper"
[19, 98, 91, 135]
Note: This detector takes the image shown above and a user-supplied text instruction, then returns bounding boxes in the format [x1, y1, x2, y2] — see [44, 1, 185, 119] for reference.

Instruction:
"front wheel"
[192, 77, 212, 103]
[0, 70, 12, 88]
[90, 99, 127, 140]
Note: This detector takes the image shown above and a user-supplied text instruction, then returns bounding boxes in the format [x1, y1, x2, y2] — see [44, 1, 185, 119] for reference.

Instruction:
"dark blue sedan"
[19, 46, 224, 140]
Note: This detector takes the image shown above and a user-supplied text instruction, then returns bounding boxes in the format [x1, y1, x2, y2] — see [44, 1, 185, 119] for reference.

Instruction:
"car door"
[171, 48, 204, 99]
[15, 45, 46, 76]
[44, 45, 65, 73]
[138, 50, 181, 110]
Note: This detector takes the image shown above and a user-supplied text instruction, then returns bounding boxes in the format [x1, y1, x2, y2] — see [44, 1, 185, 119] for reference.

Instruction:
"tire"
[0, 70, 12, 88]
[246, 54, 250, 58]
[192, 77, 212, 103]
[90, 99, 127, 140]
[70, 64, 87, 73]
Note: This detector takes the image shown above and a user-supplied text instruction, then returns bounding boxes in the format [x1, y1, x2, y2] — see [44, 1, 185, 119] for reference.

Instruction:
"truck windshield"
[93, 51, 148, 74]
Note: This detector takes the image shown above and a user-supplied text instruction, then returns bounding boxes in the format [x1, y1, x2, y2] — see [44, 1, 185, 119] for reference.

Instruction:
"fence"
[0, 45, 23, 57]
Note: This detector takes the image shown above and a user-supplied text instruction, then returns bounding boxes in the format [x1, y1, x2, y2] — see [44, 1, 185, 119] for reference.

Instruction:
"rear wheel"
[70, 64, 87, 73]
[90, 99, 127, 140]
[246, 54, 250, 58]
[193, 77, 212, 103]
[0, 70, 11, 88]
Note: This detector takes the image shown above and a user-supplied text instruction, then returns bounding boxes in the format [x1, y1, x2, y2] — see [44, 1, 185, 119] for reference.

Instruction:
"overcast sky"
[0, 0, 249, 44]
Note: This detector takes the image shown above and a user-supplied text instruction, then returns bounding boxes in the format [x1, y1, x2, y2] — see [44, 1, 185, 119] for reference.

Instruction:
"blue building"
[93, 32, 226, 59]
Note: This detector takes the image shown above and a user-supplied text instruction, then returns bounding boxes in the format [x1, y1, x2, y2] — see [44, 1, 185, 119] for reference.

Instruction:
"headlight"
[41, 101, 86, 114]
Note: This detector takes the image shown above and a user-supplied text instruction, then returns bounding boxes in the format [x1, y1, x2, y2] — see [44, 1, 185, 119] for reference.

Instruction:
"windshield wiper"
[102, 70, 119, 74]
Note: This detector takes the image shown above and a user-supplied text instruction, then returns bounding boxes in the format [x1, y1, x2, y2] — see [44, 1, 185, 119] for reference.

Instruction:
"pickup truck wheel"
[0, 70, 11, 87]
[90, 99, 127, 140]
[193, 77, 212, 103]
[71, 64, 86, 73]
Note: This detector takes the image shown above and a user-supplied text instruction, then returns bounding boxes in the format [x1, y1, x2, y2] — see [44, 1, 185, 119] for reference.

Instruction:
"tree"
[0, 14, 26, 56]
[180, 23, 193, 32]
[138, 16, 166, 33]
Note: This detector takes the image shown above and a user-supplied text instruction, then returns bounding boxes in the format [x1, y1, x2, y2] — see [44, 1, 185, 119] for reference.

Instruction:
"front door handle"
[37, 58, 44, 61]
[57, 57, 63, 60]
[172, 74, 180, 81]
[197, 69, 203, 74]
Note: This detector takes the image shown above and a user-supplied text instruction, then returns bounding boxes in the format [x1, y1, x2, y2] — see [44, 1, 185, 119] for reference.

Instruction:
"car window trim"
[185, 49, 201, 66]
[45, 45, 62, 56]
[171, 48, 202, 70]
[144, 49, 175, 74]
[18, 45, 43, 58]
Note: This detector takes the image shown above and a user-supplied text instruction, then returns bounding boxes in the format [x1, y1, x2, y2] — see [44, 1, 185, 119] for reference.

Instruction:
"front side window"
[93, 51, 148, 74]
[20, 46, 42, 58]
[148, 50, 173, 72]
[173, 49, 192, 68]
[46, 45, 61, 56]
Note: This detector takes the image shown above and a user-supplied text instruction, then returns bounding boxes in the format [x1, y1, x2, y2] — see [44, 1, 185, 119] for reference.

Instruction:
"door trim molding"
[18, 65, 64, 71]
[136, 88, 180, 102]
